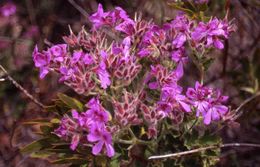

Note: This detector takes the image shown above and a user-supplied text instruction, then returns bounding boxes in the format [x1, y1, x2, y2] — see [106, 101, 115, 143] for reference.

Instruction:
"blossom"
[32, 46, 50, 79]
[1, 3, 16, 17]
[186, 81, 211, 116]
[171, 47, 188, 65]
[204, 103, 229, 125]
[86, 97, 110, 124]
[87, 123, 115, 157]
[115, 19, 135, 36]
[97, 59, 111, 89]
[192, 18, 233, 49]
[48, 44, 67, 62]
[89, 4, 109, 29]
[186, 81, 229, 124]
[54, 113, 83, 151]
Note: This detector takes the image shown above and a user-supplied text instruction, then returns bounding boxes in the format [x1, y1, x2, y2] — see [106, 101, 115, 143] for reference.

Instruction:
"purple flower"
[33, 46, 51, 79]
[59, 66, 76, 82]
[172, 34, 187, 48]
[49, 44, 67, 62]
[204, 104, 228, 125]
[186, 81, 211, 116]
[54, 113, 83, 151]
[186, 81, 229, 125]
[82, 53, 94, 65]
[70, 134, 80, 150]
[86, 97, 109, 124]
[192, 18, 232, 49]
[1, 3, 16, 17]
[171, 47, 188, 64]
[89, 4, 109, 29]
[72, 50, 83, 63]
[96, 51, 111, 89]
[115, 19, 135, 36]
[87, 123, 115, 157]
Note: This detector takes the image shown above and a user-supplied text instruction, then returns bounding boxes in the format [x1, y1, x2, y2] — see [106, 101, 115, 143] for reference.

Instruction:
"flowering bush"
[21, 1, 237, 166]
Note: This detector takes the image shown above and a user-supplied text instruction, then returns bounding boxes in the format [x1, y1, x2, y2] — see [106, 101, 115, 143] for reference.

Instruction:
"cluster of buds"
[33, 3, 234, 157]
[112, 90, 142, 126]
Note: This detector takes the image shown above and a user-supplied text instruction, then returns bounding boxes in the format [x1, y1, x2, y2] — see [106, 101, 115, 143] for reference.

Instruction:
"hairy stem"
[0, 65, 45, 109]
[148, 143, 260, 160]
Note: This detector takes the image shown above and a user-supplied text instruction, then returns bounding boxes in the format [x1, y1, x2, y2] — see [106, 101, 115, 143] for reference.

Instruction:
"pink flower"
[87, 123, 115, 157]
[32, 46, 51, 79]
[192, 18, 233, 49]
[1, 3, 16, 17]
[49, 44, 67, 62]
[89, 4, 109, 29]
[186, 81, 229, 125]
[97, 62, 111, 89]
[86, 97, 109, 124]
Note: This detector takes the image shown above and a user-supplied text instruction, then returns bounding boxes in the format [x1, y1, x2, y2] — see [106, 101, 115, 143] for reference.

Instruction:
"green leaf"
[57, 93, 84, 111]
[30, 151, 53, 158]
[202, 57, 214, 71]
[167, 2, 194, 15]
[20, 138, 53, 154]
[52, 157, 88, 164]
[44, 105, 60, 113]
[40, 125, 53, 135]
[22, 119, 51, 126]
[50, 118, 60, 124]
[184, 130, 199, 149]
[110, 153, 121, 167]
[198, 133, 221, 146]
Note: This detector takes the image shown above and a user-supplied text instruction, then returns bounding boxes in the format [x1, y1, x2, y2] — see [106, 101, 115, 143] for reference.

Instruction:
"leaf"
[20, 138, 53, 154]
[184, 130, 199, 149]
[52, 157, 88, 164]
[110, 153, 121, 167]
[57, 93, 84, 111]
[202, 57, 214, 71]
[30, 151, 53, 158]
[22, 119, 51, 126]
[198, 133, 221, 146]
[50, 118, 60, 124]
[167, 2, 194, 15]
[40, 125, 53, 135]
[241, 87, 255, 94]
[44, 105, 60, 113]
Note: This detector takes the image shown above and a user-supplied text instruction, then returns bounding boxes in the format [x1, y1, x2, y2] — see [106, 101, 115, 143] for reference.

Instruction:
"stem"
[0, 65, 45, 108]
[148, 143, 260, 160]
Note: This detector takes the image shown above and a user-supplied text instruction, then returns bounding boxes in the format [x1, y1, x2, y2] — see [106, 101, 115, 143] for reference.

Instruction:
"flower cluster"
[54, 97, 114, 157]
[186, 82, 229, 125]
[34, 3, 234, 158]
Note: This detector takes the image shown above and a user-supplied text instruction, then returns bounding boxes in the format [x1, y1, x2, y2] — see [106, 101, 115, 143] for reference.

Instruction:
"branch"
[67, 0, 90, 18]
[230, 91, 260, 121]
[0, 65, 45, 109]
[148, 143, 260, 160]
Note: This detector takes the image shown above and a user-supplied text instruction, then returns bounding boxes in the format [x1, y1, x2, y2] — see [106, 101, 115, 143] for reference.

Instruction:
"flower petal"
[92, 141, 104, 155]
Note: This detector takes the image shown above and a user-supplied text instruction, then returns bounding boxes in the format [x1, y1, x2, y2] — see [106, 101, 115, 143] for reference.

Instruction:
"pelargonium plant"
[22, 2, 236, 166]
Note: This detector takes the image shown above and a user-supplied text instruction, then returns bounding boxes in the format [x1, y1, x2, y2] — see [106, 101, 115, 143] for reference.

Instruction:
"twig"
[25, 0, 36, 24]
[67, 0, 90, 22]
[0, 65, 45, 109]
[148, 143, 260, 160]
[230, 91, 260, 121]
